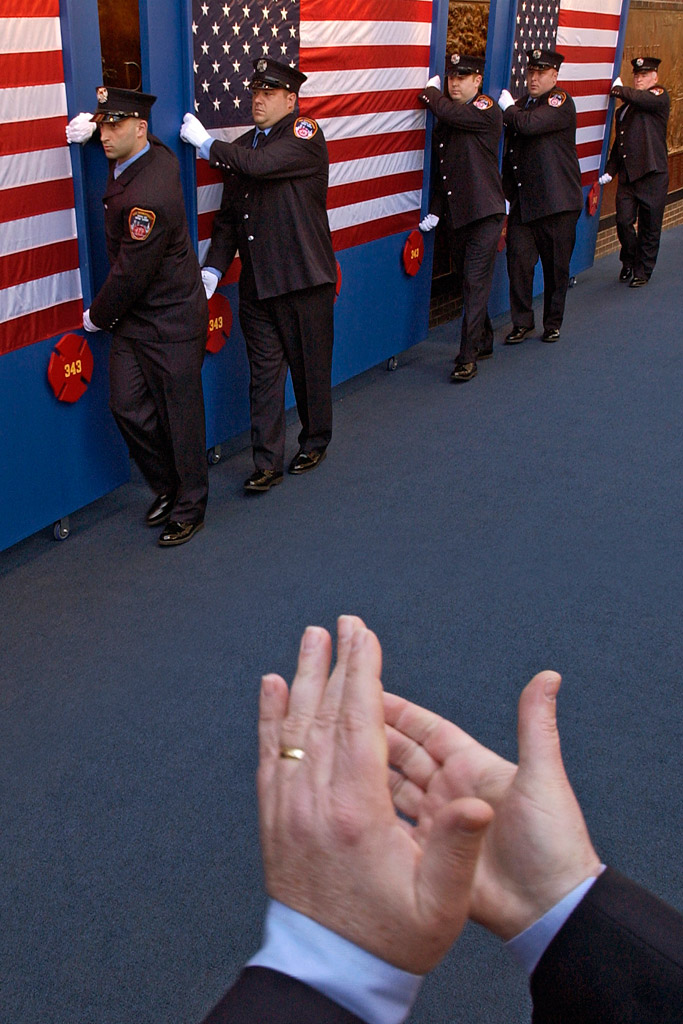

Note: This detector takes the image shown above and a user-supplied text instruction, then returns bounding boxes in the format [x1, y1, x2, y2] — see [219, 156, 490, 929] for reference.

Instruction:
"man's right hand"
[66, 113, 96, 144]
[599, 173, 613, 186]
[201, 269, 220, 300]
[180, 113, 211, 150]
[385, 671, 602, 941]
[419, 214, 439, 233]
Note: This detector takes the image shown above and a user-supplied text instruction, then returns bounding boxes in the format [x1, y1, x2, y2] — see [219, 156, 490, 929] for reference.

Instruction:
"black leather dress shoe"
[619, 265, 633, 283]
[542, 328, 561, 343]
[288, 449, 327, 474]
[629, 276, 648, 288]
[158, 520, 204, 546]
[243, 469, 283, 492]
[505, 325, 534, 344]
[475, 347, 493, 360]
[146, 492, 176, 526]
[450, 362, 477, 382]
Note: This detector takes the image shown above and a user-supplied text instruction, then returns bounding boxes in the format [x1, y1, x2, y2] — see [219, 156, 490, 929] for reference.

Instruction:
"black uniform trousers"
[506, 203, 580, 332]
[109, 333, 208, 523]
[238, 282, 335, 473]
[449, 213, 504, 365]
[615, 171, 668, 279]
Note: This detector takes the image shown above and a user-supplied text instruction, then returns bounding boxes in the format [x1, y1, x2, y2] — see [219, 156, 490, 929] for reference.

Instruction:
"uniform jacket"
[89, 136, 207, 341]
[605, 84, 670, 183]
[418, 86, 505, 231]
[199, 868, 683, 1023]
[502, 88, 583, 222]
[204, 112, 337, 300]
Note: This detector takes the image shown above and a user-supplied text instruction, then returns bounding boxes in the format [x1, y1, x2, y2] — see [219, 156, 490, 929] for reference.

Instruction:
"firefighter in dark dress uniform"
[180, 58, 337, 493]
[70, 87, 209, 547]
[498, 49, 583, 344]
[599, 57, 670, 288]
[418, 54, 505, 383]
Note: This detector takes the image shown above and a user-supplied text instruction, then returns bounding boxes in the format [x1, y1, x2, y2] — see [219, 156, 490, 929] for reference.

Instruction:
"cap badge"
[533, 49, 541, 60]
[97, 87, 108, 103]
[636, 57, 644, 66]
[451, 54, 460, 65]
[257, 59, 268, 72]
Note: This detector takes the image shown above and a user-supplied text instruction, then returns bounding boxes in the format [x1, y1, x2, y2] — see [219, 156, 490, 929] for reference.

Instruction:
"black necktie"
[253, 130, 265, 148]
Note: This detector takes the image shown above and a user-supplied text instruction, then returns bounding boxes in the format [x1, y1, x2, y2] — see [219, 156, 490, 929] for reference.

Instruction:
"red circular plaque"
[335, 260, 342, 302]
[206, 292, 233, 354]
[47, 334, 94, 403]
[402, 229, 424, 276]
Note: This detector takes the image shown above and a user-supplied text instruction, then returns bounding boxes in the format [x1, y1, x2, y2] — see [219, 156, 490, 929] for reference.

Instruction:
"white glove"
[201, 268, 220, 300]
[419, 214, 439, 232]
[598, 173, 612, 186]
[83, 309, 100, 332]
[611, 76, 623, 89]
[425, 75, 441, 90]
[180, 112, 211, 150]
[66, 113, 97, 144]
[498, 89, 515, 111]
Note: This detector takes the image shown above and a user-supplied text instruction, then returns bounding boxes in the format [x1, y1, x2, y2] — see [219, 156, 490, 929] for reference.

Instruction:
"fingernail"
[302, 626, 321, 651]
[338, 615, 354, 640]
[351, 629, 366, 652]
[261, 674, 276, 696]
[544, 673, 561, 699]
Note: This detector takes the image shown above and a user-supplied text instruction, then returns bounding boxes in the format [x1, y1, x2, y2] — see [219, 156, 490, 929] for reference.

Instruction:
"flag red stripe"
[559, 45, 620, 64]
[331, 209, 418, 251]
[0, 51, 65, 88]
[197, 161, 225, 187]
[576, 109, 610, 128]
[559, 79, 611, 97]
[558, 10, 620, 31]
[0, 239, 79, 291]
[327, 129, 424, 162]
[300, 44, 430, 71]
[576, 140, 602, 159]
[198, 210, 217, 241]
[0, 299, 82, 357]
[327, 169, 423, 209]
[0, 117, 67, 156]
[1, 0, 59, 15]
[0, 177, 75, 225]
[580, 170, 596, 186]
[301, 0, 431, 23]
[299, 89, 423, 119]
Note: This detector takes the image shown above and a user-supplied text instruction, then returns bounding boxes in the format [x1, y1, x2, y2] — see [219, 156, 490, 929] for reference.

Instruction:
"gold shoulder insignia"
[650, 87, 664, 96]
[128, 208, 156, 240]
[474, 94, 494, 111]
[293, 116, 318, 139]
[548, 90, 567, 108]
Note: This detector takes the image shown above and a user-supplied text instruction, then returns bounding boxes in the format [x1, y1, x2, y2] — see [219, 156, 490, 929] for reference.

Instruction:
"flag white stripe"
[579, 154, 601, 172]
[300, 20, 431, 48]
[319, 108, 426, 141]
[573, 94, 609, 113]
[0, 82, 68, 123]
[328, 190, 421, 232]
[0, 17, 62, 55]
[559, 61, 615, 81]
[0, 208, 78, 258]
[2, 269, 82, 323]
[198, 182, 224, 215]
[0, 147, 72, 191]
[556, 26, 618, 47]
[301, 66, 430, 97]
[560, 0, 622, 15]
[576, 124, 606, 144]
[329, 149, 424, 187]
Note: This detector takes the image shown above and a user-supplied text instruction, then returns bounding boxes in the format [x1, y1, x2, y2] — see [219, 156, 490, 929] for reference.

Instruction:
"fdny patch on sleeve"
[474, 95, 494, 110]
[548, 91, 567, 107]
[650, 87, 664, 96]
[293, 116, 318, 140]
[128, 208, 156, 240]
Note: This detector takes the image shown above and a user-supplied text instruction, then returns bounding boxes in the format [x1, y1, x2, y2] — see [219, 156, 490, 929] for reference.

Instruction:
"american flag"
[0, 0, 82, 356]
[509, 0, 625, 186]
[192, 0, 433, 260]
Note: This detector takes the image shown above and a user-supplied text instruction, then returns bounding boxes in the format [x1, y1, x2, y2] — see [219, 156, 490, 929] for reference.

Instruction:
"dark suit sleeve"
[209, 128, 327, 181]
[200, 967, 365, 1024]
[611, 84, 670, 114]
[530, 867, 683, 1023]
[503, 93, 574, 136]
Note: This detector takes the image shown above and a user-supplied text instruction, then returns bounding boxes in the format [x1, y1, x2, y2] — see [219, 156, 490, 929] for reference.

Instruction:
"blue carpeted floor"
[1, 228, 682, 1024]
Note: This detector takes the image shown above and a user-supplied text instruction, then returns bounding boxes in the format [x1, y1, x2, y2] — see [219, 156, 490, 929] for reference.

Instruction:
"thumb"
[417, 797, 493, 927]
[516, 671, 569, 787]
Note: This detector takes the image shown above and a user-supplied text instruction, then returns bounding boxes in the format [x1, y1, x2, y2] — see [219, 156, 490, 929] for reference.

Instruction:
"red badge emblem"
[474, 95, 493, 110]
[293, 116, 318, 140]
[47, 334, 94, 403]
[548, 92, 566, 107]
[129, 208, 156, 240]
[206, 293, 233, 354]
[402, 230, 424, 277]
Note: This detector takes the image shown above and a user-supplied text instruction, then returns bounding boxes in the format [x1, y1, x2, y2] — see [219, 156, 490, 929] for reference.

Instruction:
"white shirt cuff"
[505, 868, 605, 975]
[247, 901, 423, 1024]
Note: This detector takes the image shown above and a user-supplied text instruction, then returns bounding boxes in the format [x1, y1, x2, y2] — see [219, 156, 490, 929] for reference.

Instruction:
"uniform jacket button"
[247, 235, 254, 241]
[243, 213, 249, 219]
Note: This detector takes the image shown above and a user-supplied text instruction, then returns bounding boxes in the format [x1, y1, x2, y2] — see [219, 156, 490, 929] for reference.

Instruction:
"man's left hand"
[425, 75, 441, 90]
[82, 309, 100, 333]
[258, 616, 493, 974]
[498, 89, 515, 111]
[180, 113, 211, 150]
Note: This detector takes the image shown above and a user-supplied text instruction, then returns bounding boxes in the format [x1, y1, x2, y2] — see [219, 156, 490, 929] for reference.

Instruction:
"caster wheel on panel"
[207, 445, 222, 465]
[386, 356, 398, 371]
[53, 517, 70, 541]
[569, 276, 577, 288]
